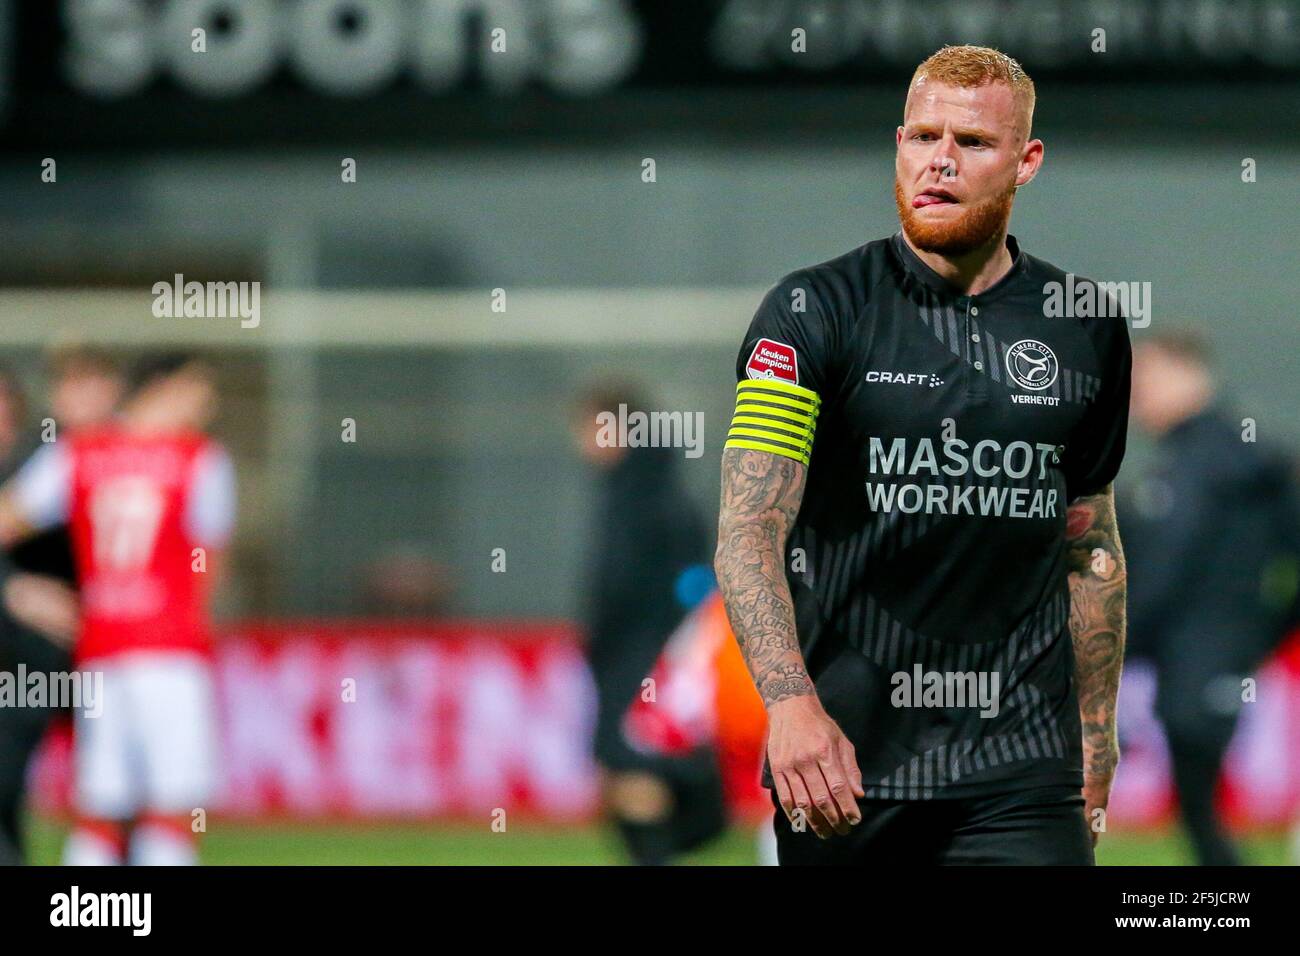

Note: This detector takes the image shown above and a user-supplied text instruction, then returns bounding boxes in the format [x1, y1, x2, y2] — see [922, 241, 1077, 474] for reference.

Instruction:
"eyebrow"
[905, 121, 1001, 141]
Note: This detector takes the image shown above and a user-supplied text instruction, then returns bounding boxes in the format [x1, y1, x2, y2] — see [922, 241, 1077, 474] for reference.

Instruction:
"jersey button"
[971, 332, 980, 343]
[970, 306, 980, 316]
[974, 360, 984, 370]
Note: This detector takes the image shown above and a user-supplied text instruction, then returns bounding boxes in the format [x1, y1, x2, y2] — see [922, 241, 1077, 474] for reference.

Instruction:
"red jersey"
[65, 427, 218, 663]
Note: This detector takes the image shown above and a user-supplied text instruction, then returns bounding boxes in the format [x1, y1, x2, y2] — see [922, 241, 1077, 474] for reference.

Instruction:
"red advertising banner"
[31, 620, 600, 821]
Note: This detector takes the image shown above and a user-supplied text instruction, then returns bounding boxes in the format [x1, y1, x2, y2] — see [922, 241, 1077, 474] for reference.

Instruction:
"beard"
[894, 177, 1017, 257]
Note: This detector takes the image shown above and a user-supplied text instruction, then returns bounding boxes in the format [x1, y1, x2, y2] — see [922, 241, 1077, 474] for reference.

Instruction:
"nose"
[930, 134, 958, 180]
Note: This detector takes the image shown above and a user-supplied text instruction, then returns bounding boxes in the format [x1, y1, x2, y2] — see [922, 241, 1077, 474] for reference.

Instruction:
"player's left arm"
[188, 444, 235, 605]
[1065, 482, 1127, 844]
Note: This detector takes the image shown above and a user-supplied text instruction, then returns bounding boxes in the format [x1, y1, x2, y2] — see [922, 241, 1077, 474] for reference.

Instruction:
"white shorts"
[74, 651, 219, 820]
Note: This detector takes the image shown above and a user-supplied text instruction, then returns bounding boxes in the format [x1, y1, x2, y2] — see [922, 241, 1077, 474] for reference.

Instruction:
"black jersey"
[726, 233, 1131, 800]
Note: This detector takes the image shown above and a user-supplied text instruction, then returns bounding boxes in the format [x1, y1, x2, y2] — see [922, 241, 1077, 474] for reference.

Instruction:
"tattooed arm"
[1065, 483, 1127, 845]
[714, 447, 862, 837]
[714, 448, 812, 705]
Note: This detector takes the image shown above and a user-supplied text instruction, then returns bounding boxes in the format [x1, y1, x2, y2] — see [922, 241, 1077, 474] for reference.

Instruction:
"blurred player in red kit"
[0, 354, 235, 865]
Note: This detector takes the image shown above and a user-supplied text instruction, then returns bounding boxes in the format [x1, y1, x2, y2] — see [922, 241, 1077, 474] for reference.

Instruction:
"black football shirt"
[726, 233, 1132, 799]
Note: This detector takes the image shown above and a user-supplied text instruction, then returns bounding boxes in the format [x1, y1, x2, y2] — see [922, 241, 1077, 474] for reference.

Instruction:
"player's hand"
[3, 572, 78, 648]
[1082, 767, 1116, 847]
[767, 695, 864, 838]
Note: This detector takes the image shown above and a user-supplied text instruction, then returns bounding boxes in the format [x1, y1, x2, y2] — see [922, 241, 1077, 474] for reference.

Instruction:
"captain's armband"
[723, 378, 821, 466]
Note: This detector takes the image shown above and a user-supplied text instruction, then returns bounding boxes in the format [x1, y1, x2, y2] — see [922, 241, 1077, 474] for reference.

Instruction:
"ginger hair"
[907, 45, 1036, 140]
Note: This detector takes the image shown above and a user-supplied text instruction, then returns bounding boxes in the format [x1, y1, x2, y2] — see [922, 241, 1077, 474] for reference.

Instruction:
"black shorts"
[772, 784, 1094, 866]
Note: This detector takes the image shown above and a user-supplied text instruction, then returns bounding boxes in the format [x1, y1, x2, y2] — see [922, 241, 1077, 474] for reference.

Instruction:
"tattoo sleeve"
[1065, 484, 1127, 780]
[714, 447, 813, 708]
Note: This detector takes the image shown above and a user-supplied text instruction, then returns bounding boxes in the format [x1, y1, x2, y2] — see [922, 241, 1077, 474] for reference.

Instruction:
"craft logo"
[866, 370, 944, 388]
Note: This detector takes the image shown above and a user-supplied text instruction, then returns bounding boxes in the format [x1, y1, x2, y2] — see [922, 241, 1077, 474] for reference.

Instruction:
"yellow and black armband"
[723, 378, 821, 466]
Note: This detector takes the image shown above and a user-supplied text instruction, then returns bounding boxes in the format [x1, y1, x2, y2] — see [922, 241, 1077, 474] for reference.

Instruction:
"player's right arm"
[0, 444, 79, 645]
[0, 443, 70, 549]
[715, 447, 863, 838]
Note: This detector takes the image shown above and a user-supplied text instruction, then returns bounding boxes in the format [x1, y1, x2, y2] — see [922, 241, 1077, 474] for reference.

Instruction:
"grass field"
[23, 816, 1295, 865]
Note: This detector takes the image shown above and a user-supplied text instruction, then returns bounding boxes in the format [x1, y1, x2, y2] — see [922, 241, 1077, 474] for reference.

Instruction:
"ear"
[1016, 138, 1045, 188]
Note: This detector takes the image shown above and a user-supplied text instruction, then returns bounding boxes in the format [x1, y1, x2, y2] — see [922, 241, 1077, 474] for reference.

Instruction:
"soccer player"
[0, 354, 235, 865]
[714, 46, 1132, 864]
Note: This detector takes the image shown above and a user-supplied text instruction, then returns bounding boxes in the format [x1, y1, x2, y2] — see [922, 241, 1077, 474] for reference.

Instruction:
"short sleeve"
[185, 444, 237, 548]
[725, 272, 835, 466]
[10, 443, 72, 532]
[733, 272, 836, 396]
[1063, 315, 1132, 501]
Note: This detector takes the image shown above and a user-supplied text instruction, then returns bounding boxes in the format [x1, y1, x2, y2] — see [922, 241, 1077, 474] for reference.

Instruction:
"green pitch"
[23, 816, 1294, 865]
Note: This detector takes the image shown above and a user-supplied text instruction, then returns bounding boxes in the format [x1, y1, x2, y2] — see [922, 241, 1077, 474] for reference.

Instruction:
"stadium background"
[1, 0, 1298, 864]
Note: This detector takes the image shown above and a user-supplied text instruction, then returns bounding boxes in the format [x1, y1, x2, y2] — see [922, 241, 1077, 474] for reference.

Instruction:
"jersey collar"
[890, 230, 1029, 303]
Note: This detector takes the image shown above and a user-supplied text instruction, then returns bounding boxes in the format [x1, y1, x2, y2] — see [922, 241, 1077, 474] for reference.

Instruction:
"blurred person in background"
[0, 353, 236, 865]
[1122, 329, 1300, 866]
[0, 346, 122, 864]
[572, 382, 726, 864]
